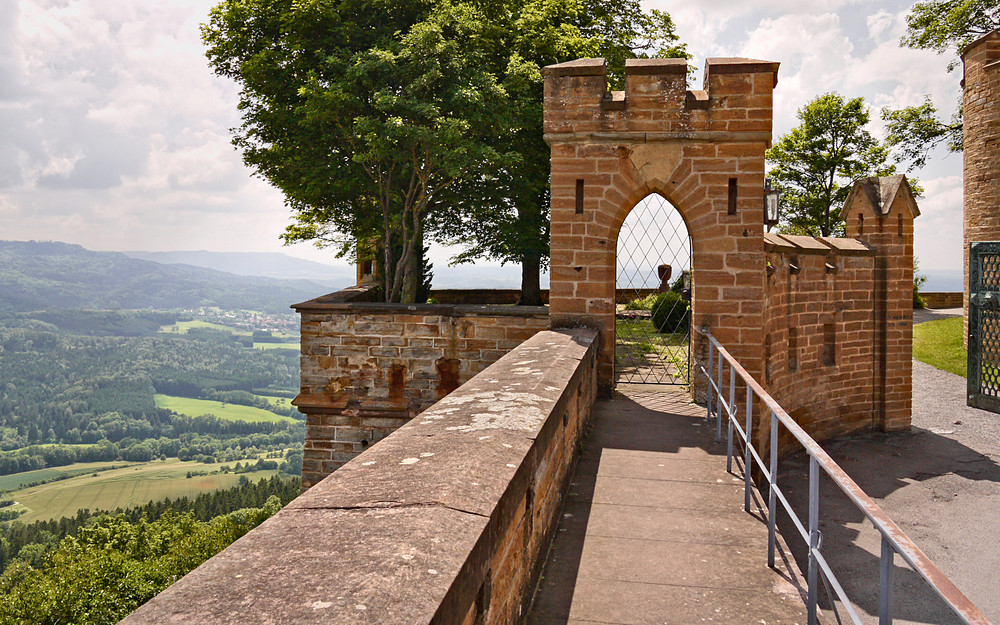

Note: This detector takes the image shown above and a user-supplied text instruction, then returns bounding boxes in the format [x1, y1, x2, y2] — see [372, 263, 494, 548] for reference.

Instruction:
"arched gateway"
[543, 57, 780, 397]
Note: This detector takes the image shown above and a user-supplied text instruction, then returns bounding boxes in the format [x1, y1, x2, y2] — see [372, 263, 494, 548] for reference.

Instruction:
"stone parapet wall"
[292, 291, 550, 489]
[119, 329, 598, 625]
[921, 292, 963, 309]
[763, 233, 878, 445]
[760, 176, 917, 446]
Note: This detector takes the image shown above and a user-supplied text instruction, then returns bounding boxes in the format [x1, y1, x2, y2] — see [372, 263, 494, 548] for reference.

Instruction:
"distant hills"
[122, 250, 355, 282]
[0, 241, 350, 314]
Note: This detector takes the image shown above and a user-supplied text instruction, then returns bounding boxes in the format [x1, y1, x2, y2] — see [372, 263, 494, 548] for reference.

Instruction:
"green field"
[913, 317, 966, 377]
[253, 342, 299, 351]
[256, 394, 295, 410]
[154, 394, 297, 423]
[5, 459, 281, 524]
[0, 461, 131, 491]
[160, 319, 251, 335]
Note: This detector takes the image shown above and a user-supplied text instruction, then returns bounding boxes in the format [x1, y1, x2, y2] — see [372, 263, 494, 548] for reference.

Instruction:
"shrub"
[650, 291, 690, 334]
[623, 294, 657, 311]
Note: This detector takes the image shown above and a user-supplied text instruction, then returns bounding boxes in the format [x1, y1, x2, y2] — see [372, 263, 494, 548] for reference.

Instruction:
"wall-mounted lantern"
[764, 178, 780, 231]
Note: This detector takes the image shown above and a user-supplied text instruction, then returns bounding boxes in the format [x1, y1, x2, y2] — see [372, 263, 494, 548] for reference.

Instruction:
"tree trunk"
[517, 250, 543, 306]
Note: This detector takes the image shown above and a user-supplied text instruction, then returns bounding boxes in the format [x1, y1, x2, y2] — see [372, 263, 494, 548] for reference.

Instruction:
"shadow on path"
[527, 388, 809, 625]
[776, 361, 1000, 625]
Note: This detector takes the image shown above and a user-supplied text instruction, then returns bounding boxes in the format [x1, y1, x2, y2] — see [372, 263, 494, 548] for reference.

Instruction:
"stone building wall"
[293, 289, 549, 489]
[842, 176, 918, 431]
[963, 31, 1000, 336]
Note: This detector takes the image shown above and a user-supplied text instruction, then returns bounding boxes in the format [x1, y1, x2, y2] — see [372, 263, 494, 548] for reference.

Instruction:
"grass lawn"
[614, 317, 690, 383]
[0, 461, 132, 491]
[913, 317, 966, 377]
[154, 394, 298, 424]
[4, 459, 281, 523]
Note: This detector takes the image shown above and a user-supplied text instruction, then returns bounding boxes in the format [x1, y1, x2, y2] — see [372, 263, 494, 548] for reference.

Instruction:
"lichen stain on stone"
[431, 389, 549, 431]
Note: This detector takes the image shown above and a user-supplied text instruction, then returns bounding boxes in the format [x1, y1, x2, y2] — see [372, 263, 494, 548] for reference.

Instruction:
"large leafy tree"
[767, 93, 897, 237]
[881, 0, 1000, 170]
[203, 0, 686, 305]
[433, 0, 687, 305]
[203, 0, 511, 303]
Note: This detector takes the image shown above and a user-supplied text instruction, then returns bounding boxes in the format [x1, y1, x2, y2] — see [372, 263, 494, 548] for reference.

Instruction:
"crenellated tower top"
[542, 57, 780, 144]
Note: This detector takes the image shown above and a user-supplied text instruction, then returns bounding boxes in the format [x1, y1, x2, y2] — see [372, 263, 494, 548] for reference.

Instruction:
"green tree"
[435, 0, 687, 305]
[882, 0, 999, 169]
[204, 0, 511, 303]
[204, 0, 687, 305]
[766, 93, 898, 237]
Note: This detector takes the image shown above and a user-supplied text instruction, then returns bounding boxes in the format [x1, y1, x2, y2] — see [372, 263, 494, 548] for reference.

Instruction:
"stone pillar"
[962, 31, 1000, 340]
[843, 176, 920, 431]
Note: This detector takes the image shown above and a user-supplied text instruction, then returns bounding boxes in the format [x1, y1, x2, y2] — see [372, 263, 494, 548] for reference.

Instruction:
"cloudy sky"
[0, 0, 966, 282]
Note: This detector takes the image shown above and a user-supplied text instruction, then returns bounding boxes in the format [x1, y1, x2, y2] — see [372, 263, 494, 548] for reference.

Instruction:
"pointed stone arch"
[544, 56, 780, 396]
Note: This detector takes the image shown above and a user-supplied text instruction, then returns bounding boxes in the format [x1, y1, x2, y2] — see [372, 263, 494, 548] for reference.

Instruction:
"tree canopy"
[767, 93, 898, 237]
[882, 0, 999, 170]
[203, 0, 687, 303]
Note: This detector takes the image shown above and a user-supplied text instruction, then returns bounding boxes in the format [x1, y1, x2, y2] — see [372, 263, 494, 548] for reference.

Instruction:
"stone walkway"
[526, 388, 809, 625]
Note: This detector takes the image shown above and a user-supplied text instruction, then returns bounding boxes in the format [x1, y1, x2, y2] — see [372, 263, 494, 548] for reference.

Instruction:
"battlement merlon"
[542, 56, 780, 144]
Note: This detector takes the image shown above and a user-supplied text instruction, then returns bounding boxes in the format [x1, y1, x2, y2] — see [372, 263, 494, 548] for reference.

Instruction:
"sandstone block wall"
[842, 176, 918, 431]
[763, 233, 879, 445]
[963, 31, 1000, 337]
[293, 290, 549, 489]
[761, 175, 917, 447]
[543, 56, 779, 399]
[120, 329, 599, 625]
[921, 292, 963, 309]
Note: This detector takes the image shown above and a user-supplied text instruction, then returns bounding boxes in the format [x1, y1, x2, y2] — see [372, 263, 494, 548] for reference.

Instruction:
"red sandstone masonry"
[543, 56, 780, 400]
[119, 329, 599, 625]
[292, 289, 549, 490]
[763, 233, 878, 450]
[962, 32, 1000, 341]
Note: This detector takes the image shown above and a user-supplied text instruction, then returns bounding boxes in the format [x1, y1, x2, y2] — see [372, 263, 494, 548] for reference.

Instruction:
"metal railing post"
[880, 533, 895, 625]
[715, 352, 732, 442]
[745, 386, 753, 513]
[768, 410, 777, 568]
[808, 455, 820, 625]
[706, 340, 714, 423]
[716, 352, 723, 442]
[725, 365, 736, 463]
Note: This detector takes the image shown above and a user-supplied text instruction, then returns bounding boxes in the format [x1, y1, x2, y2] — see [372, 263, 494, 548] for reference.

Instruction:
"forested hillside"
[0, 240, 318, 622]
[0, 241, 329, 314]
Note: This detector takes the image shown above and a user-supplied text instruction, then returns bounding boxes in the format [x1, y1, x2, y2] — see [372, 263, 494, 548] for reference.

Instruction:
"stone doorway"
[615, 193, 692, 385]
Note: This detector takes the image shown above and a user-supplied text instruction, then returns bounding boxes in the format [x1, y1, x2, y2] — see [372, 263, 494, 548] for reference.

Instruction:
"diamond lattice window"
[615, 194, 692, 385]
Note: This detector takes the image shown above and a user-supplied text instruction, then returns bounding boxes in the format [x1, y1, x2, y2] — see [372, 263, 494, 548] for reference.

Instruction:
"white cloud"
[0, 0, 971, 278]
[913, 175, 963, 271]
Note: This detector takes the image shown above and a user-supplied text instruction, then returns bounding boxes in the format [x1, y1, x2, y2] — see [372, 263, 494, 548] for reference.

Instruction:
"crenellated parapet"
[543, 57, 780, 144]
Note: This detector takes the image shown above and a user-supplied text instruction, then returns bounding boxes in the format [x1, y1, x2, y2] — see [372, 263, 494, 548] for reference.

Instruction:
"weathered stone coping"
[119, 328, 598, 625]
[292, 299, 549, 319]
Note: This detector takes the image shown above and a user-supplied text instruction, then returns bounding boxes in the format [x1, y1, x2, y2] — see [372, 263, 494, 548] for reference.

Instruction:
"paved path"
[773, 360, 1000, 625]
[526, 388, 809, 625]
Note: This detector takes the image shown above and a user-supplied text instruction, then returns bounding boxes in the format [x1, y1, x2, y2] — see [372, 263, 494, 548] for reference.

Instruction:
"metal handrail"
[698, 327, 991, 625]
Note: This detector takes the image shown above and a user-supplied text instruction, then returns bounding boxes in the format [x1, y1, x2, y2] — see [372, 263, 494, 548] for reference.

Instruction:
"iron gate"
[615, 193, 691, 385]
[968, 241, 1000, 412]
